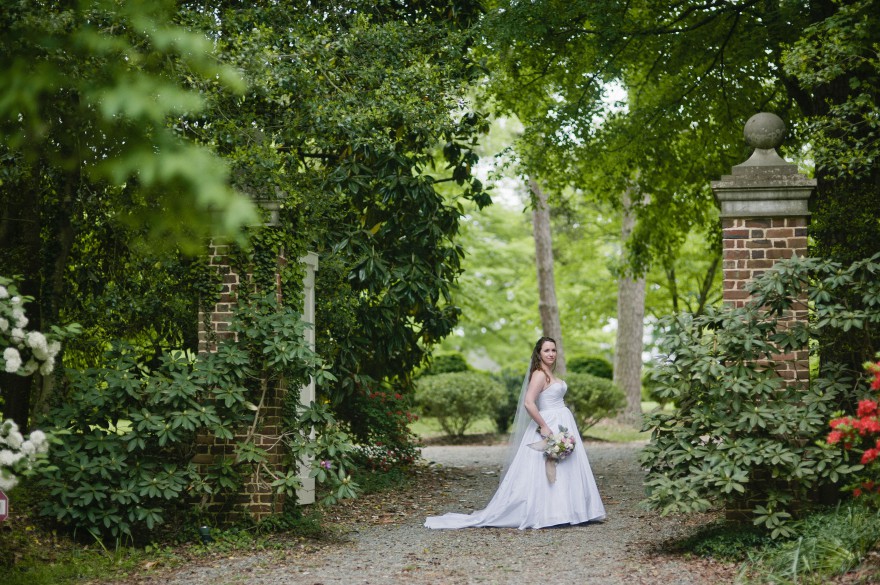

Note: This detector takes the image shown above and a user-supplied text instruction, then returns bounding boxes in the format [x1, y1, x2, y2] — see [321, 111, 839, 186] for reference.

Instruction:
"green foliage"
[437, 192, 620, 370]
[564, 372, 627, 431]
[481, 0, 880, 290]
[738, 503, 880, 585]
[422, 352, 471, 376]
[0, 0, 255, 248]
[677, 522, 773, 562]
[38, 294, 352, 539]
[641, 364, 671, 409]
[781, 0, 880, 183]
[415, 372, 506, 438]
[344, 386, 420, 472]
[184, 3, 492, 465]
[491, 368, 524, 434]
[642, 255, 880, 537]
[567, 355, 613, 380]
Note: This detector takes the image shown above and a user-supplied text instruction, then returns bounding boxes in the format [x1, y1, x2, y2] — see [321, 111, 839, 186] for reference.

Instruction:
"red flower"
[857, 400, 879, 418]
[854, 488, 863, 497]
[860, 418, 880, 434]
[862, 448, 879, 465]
[873, 377, 880, 391]
[827, 430, 844, 445]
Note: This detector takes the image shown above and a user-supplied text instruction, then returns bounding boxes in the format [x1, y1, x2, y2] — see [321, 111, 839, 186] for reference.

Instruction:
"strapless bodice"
[537, 381, 567, 410]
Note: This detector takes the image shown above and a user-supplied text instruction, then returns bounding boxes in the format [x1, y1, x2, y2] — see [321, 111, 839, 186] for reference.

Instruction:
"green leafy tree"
[0, 0, 256, 427]
[481, 0, 880, 374]
[180, 1, 491, 458]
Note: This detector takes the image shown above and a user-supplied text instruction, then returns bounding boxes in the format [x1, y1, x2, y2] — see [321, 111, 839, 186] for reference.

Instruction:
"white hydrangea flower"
[39, 357, 54, 376]
[5, 430, 23, 450]
[0, 449, 18, 466]
[26, 330, 47, 350]
[10, 296, 20, 305]
[0, 285, 8, 299]
[0, 419, 15, 437]
[0, 317, 8, 332]
[3, 347, 22, 373]
[28, 430, 48, 453]
[12, 308, 28, 329]
[21, 359, 38, 376]
[11, 328, 24, 342]
[19, 440, 36, 456]
[26, 331, 49, 360]
[47, 341, 61, 358]
[0, 471, 18, 492]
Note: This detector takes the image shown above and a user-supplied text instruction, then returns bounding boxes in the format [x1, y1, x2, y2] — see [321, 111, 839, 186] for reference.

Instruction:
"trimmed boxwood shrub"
[565, 372, 627, 430]
[415, 371, 505, 438]
[421, 352, 470, 376]
[567, 355, 613, 380]
[491, 368, 523, 434]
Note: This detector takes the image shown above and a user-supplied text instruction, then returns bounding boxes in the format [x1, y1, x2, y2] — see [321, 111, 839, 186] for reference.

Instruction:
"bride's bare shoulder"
[529, 370, 552, 389]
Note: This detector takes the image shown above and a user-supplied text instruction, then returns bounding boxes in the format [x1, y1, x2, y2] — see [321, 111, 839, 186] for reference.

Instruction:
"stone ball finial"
[744, 113, 786, 150]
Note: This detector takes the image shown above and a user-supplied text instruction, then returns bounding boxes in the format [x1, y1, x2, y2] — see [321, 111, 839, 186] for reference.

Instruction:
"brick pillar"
[194, 235, 319, 519]
[198, 240, 238, 353]
[195, 239, 285, 520]
[712, 113, 816, 386]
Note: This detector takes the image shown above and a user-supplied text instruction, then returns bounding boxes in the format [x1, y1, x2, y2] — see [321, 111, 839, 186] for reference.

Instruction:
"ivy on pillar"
[194, 199, 319, 518]
[711, 112, 816, 385]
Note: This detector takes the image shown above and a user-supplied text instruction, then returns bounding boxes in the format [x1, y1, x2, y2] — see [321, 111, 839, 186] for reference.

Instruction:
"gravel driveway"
[128, 441, 735, 585]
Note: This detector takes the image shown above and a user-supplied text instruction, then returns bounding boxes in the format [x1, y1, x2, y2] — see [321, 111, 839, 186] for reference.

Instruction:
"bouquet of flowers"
[528, 425, 577, 483]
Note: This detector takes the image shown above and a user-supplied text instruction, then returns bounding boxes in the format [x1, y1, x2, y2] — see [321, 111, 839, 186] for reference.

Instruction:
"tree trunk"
[614, 188, 646, 425]
[529, 177, 566, 375]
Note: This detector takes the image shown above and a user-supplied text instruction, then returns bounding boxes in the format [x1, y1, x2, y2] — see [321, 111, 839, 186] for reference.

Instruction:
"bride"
[424, 337, 606, 529]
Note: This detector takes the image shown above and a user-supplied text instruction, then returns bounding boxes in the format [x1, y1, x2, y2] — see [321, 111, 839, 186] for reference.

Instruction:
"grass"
[0, 482, 333, 585]
[0, 530, 173, 585]
[410, 415, 498, 440]
[735, 503, 880, 584]
[411, 402, 659, 444]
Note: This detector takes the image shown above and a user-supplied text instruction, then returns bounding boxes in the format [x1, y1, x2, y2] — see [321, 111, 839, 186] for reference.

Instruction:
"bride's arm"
[523, 371, 552, 437]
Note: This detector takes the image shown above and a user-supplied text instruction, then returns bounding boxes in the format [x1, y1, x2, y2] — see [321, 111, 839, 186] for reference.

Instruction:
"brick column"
[196, 240, 285, 520]
[194, 232, 319, 519]
[712, 113, 816, 385]
[198, 240, 239, 353]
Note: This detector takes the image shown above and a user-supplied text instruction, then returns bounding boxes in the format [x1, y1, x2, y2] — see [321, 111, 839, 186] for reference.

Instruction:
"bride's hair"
[529, 336, 557, 382]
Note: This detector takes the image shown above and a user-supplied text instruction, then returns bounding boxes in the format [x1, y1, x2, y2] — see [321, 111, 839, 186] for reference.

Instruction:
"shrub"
[491, 369, 523, 434]
[415, 372, 505, 438]
[346, 384, 420, 471]
[421, 352, 470, 376]
[641, 255, 880, 538]
[825, 358, 880, 504]
[567, 355, 613, 379]
[564, 372, 627, 431]
[0, 276, 77, 490]
[676, 521, 772, 561]
[38, 294, 355, 539]
[641, 364, 671, 409]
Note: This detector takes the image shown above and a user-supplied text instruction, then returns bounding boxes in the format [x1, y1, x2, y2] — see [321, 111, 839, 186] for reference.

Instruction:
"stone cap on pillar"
[711, 113, 816, 218]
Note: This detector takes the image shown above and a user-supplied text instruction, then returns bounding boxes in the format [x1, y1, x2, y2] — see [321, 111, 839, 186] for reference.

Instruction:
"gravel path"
[131, 441, 735, 585]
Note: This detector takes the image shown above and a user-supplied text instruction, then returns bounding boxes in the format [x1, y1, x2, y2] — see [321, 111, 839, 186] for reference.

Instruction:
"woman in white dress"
[425, 337, 606, 529]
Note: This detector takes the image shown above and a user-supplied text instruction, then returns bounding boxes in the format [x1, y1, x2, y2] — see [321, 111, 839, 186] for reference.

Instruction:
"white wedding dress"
[425, 381, 606, 529]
